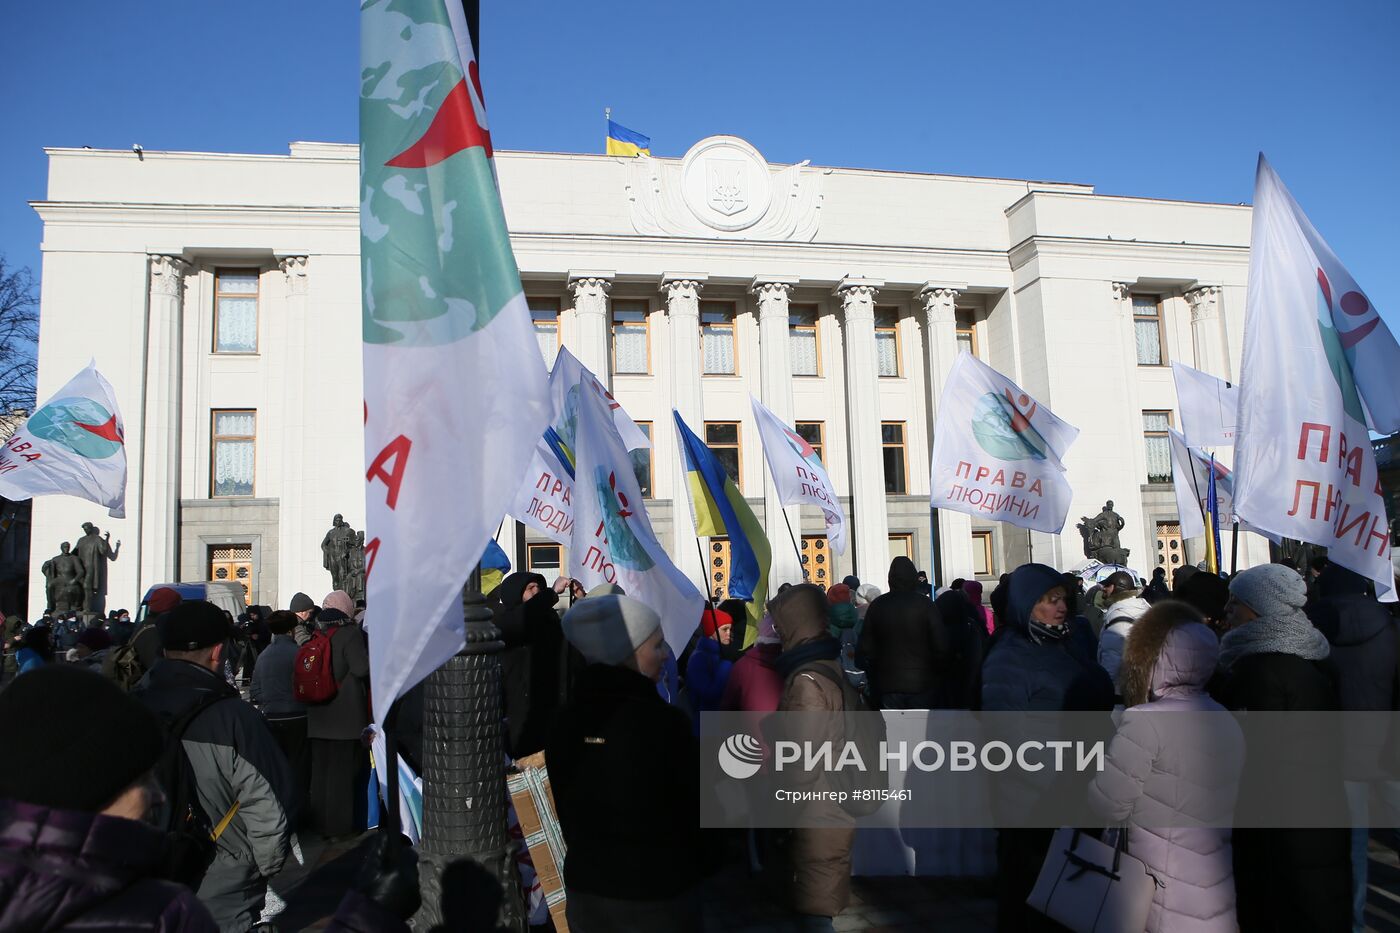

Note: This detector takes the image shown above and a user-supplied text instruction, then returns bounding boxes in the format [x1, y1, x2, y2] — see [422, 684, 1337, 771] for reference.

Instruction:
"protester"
[961, 579, 993, 635]
[855, 584, 882, 618]
[932, 588, 986, 709]
[1212, 564, 1351, 932]
[685, 607, 736, 727]
[1306, 562, 1399, 932]
[770, 583, 855, 931]
[106, 607, 135, 647]
[496, 571, 573, 759]
[305, 589, 371, 839]
[856, 556, 953, 709]
[72, 626, 112, 672]
[243, 604, 272, 658]
[1088, 602, 1245, 933]
[720, 611, 784, 732]
[252, 609, 310, 821]
[15, 624, 52, 674]
[1096, 595, 1152, 692]
[1175, 572, 1231, 634]
[1141, 566, 1171, 603]
[989, 572, 1011, 633]
[548, 594, 718, 932]
[915, 569, 933, 597]
[0, 614, 22, 681]
[133, 599, 296, 930]
[825, 584, 859, 643]
[289, 591, 319, 645]
[1083, 569, 1138, 636]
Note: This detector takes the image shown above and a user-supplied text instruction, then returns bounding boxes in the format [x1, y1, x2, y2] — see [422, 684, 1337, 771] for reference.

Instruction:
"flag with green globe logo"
[0, 360, 127, 517]
[361, 0, 550, 719]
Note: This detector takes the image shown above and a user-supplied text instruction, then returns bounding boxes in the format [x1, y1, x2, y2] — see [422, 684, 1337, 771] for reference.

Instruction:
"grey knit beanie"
[562, 594, 660, 665]
[1229, 564, 1307, 618]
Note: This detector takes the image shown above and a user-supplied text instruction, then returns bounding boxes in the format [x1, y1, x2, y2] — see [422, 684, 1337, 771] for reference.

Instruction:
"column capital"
[568, 276, 611, 305]
[660, 275, 706, 304]
[567, 269, 615, 286]
[278, 255, 309, 296]
[1185, 284, 1222, 321]
[836, 277, 881, 322]
[917, 282, 963, 323]
[148, 255, 188, 299]
[751, 278, 795, 320]
[1111, 281, 1134, 304]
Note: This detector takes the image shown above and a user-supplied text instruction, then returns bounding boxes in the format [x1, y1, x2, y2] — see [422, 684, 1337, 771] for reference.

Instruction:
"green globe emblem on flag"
[593, 467, 655, 572]
[970, 391, 1050, 462]
[28, 397, 124, 460]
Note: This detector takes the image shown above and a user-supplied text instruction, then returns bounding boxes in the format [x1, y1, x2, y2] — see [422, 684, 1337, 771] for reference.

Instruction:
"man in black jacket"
[306, 590, 371, 839]
[856, 556, 954, 709]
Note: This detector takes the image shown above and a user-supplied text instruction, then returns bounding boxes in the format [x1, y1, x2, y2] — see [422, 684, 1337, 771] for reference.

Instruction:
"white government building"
[28, 136, 1270, 616]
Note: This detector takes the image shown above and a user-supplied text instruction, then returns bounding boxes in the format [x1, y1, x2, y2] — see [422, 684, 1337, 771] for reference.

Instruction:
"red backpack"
[294, 627, 339, 704]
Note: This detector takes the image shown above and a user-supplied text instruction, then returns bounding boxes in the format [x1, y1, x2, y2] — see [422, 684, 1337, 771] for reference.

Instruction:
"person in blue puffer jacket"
[683, 607, 736, 732]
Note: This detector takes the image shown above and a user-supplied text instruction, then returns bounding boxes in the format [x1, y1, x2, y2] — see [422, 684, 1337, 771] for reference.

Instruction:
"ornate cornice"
[660, 279, 704, 303]
[1185, 284, 1222, 322]
[148, 255, 188, 299]
[1111, 281, 1133, 304]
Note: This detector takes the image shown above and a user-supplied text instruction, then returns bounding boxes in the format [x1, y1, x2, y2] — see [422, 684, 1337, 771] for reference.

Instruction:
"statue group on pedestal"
[1077, 500, 1131, 565]
[41, 522, 121, 613]
[321, 514, 366, 604]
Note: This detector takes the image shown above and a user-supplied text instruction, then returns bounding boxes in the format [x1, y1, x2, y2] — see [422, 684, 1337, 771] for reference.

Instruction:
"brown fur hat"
[1119, 600, 1207, 707]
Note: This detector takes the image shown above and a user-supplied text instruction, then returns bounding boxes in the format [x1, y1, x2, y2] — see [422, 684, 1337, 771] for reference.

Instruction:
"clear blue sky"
[1, 0, 1396, 330]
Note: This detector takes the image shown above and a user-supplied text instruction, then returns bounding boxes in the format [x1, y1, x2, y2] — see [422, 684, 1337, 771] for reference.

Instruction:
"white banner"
[929, 353, 1079, 534]
[1234, 155, 1397, 599]
[570, 377, 704, 653]
[0, 360, 127, 518]
[548, 347, 651, 453]
[1171, 362, 1239, 447]
[750, 394, 847, 555]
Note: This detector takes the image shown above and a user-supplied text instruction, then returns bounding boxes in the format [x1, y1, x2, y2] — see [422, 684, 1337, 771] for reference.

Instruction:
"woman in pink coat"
[961, 580, 994, 635]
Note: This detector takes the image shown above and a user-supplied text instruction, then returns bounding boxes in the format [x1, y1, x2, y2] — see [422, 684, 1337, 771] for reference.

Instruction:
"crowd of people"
[0, 549, 1394, 932]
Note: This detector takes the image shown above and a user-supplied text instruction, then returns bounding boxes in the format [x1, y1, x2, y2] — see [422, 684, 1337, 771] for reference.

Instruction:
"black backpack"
[151, 692, 234, 886]
[793, 663, 889, 817]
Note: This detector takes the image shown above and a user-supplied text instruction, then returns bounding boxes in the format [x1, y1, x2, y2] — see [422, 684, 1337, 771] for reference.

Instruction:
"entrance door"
[709, 538, 730, 602]
[209, 544, 253, 605]
[801, 535, 830, 587]
[1156, 523, 1183, 571]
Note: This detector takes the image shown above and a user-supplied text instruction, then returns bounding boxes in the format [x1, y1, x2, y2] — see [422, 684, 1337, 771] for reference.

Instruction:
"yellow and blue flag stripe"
[674, 411, 770, 646]
[480, 537, 512, 596]
[606, 119, 650, 157]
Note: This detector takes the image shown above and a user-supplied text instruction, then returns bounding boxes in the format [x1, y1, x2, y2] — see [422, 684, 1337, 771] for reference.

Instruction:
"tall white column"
[663, 275, 707, 590]
[837, 277, 891, 581]
[567, 272, 612, 379]
[140, 255, 187, 588]
[919, 282, 975, 583]
[1185, 285, 1230, 381]
[276, 256, 309, 604]
[752, 276, 804, 587]
[1109, 282, 1150, 568]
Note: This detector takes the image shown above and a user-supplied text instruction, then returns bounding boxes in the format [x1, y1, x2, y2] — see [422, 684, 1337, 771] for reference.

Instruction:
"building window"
[214, 269, 259, 353]
[795, 421, 825, 463]
[211, 410, 256, 497]
[1144, 410, 1173, 484]
[790, 304, 820, 376]
[875, 307, 900, 377]
[630, 422, 653, 497]
[701, 301, 736, 374]
[972, 531, 994, 577]
[705, 421, 742, 489]
[1133, 295, 1165, 366]
[955, 310, 978, 358]
[612, 300, 649, 374]
[888, 533, 913, 563]
[882, 421, 907, 494]
[527, 543, 561, 577]
[529, 297, 559, 367]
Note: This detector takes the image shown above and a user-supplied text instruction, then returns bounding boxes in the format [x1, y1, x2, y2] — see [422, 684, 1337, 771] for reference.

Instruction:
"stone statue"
[41, 542, 87, 613]
[74, 522, 120, 613]
[345, 530, 366, 605]
[320, 514, 358, 592]
[1077, 500, 1131, 565]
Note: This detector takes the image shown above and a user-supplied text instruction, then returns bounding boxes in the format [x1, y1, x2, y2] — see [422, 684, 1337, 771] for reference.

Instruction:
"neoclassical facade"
[28, 137, 1268, 614]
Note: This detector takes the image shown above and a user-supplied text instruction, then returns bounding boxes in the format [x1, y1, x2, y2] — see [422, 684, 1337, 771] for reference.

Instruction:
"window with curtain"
[1143, 410, 1173, 483]
[789, 305, 819, 376]
[875, 308, 900, 376]
[701, 302, 736, 374]
[528, 297, 559, 367]
[612, 301, 649, 374]
[1133, 295, 1164, 365]
[955, 310, 978, 358]
[212, 410, 256, 497]
[888, 534, 913, 562]
[214, 270, 259, 353]
[972, 531, 994, 576]
[882, 421, 907, 493]
[630, 422, 653, 497]
[795, 422, 824, 463]
[705, 421, 742, 489]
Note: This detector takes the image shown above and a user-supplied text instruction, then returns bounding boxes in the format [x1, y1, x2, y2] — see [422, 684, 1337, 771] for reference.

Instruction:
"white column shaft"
[920, 286, 975, 583]
[754, 281, 804, 586]
[569, 277, 611, 379]
[275, 256, 309, 604]
[140, 255, 186, 588]
[839, 283, 891, 580]
[664, 279, 706, 590]
[1186, 286, 1230, 381]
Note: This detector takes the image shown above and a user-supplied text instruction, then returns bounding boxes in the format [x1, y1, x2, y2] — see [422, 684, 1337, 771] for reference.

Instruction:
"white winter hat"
[561, 594, 660, 666]
[1104, 596, 1152, 626]
[1229, 563, 1307, 619]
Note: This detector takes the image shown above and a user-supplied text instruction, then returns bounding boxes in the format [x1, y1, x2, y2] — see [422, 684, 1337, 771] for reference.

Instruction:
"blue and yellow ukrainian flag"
[480, 537, 512, 596]
[606, 119, 651, 157]
[674, 411, 770, 647]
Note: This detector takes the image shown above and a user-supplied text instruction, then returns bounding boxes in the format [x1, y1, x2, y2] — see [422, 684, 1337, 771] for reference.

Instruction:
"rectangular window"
[1144, 410, 1173, 484]
[528, 297, 560, 367]
[211, 409, 256, 497]
[888, 533, 913, 563]
[527, 543, 561, 577]
[612, 300, 649, 374]
[1133, 295, 1165, 366]
[789, 304, 820, 376]
[214, 269, 259, 353]
[875, 307, 900, 377]
[630, 421, 653, 497]
[955, 310, 978, 358]
[972, 531, 994, 577]
[795, 421, 825, 463]
[881, 421, 907, 494]
[705, 421, 742, 490]
[700, 301, 736, 374]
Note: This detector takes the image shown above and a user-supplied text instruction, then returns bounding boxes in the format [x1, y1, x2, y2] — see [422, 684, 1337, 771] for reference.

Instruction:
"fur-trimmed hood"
[1119, 607, 1219, 708]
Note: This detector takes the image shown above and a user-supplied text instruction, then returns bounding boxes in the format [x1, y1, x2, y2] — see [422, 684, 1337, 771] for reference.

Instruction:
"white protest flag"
[0, 360, 127, 517]
[750, 394, 847, 555]
[1168, 429, 1282, 547]
[1235, 156, 1399, 599]
[1171, 362, 1239, 447]
[508, 348, 650, 546]
[929, 353, 1080, 534]
[361, 0, 551, 719]
[570, 377, 704, 653]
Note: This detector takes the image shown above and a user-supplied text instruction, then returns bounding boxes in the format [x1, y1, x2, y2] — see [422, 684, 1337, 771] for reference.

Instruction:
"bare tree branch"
[0, 256, 39, 415]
